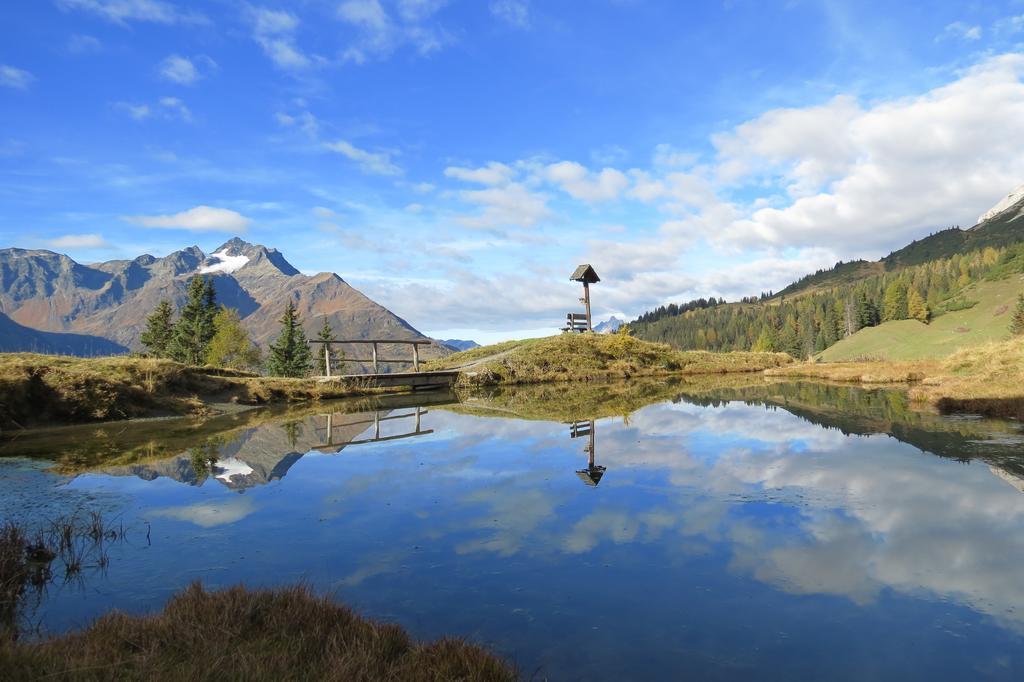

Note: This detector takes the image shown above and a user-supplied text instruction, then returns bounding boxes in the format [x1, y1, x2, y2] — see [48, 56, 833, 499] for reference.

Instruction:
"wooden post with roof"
[569, 264, 600, 332]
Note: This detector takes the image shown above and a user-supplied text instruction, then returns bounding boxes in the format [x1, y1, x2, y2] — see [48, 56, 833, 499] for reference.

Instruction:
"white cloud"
[275, 109, 318, 136]
[0, 65, 34, 89]
[250, 7, 310, 69]
[456, 183, 551, 229]
[158, 96, 192, 121]
[123, 205, 252, 232]
[543, 161, 629, 203]
[995, 15, 1024, 35]
[939, 21, 982, 41]
[116, 101, 151, 120]
[490, 0, 529, 28]
[444, 161, 515, 186]
[323, 139, 401, 175]
[337, 0, 451, 63]
[56, 0, 204, 25]
[45, 234, 112, 249]
[715, 53, 1024, 252]
[158, 54, 214, 85]
[67, 34, 102, 53]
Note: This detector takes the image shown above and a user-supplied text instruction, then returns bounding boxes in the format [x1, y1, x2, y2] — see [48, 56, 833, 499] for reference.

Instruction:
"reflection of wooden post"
[371, 343, 379, 373]
[583, 281, 592, 331]
[415, 406, 422, 432]
[374, 411, 380, 440]
[324, 343, 332, 378]
[412, 344, 420, 372]
[588, 421, 595, 467]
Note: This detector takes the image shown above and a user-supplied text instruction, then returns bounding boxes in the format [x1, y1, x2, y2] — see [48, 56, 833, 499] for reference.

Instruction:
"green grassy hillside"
[818, 275, 1024, 361]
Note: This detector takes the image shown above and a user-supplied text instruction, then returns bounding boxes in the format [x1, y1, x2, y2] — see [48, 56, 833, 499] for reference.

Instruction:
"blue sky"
[3, 1, 1024, 342]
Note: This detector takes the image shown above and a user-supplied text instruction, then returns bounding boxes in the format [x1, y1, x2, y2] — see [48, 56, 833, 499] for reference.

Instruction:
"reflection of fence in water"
[570, 419, 606, 486]
[315, 407, 433, 451]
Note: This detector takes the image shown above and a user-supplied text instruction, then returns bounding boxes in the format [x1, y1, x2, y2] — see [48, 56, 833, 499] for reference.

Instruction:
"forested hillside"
[632, 243, 1024, 358]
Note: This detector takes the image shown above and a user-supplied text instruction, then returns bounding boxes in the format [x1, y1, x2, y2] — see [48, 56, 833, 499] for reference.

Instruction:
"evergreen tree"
[140, 299, 175, 357]
[206, 306, 262, 370]
[267, 300, 312, 377]
[314, 319, 344, 376]
[855, 291, 879, 329]
[882, 281, 908, 321]
[1010, 294, 1024, 336]
[907, 288, 930, 324]
[751, 326, 776, 353]
[170, 276, 218, 365]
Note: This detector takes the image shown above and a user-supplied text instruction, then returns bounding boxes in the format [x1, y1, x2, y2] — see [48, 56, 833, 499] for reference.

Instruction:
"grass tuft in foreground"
[426, 333, 792, 386]
[0, 582, 516, 681]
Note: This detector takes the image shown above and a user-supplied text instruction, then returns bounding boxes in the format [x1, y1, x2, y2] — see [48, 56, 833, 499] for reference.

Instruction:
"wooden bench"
[561, 312, 589, 333]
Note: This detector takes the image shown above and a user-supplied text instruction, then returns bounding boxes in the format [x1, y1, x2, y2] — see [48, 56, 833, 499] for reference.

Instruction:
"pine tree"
[907, 288, 930, 324]
[1010, 294, 1024, 336]
[140, 299, 175, 357]
[206, 306, 262, 370]
[170, 276, 218, 365]
[267, 300, 312, 377]
[314, 319, 344, 376]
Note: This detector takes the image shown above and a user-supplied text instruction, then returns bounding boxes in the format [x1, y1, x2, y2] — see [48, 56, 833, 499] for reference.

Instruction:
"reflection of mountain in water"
[100, 406, 436, 490]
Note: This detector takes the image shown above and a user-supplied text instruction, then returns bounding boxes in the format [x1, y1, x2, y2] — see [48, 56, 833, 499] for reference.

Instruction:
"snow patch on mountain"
[199, 248, 250, 274]
[978, 182, 1024, 224]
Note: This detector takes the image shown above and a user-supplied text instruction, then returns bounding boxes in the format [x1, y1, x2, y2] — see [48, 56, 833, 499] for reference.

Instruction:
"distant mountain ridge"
[438, 339, 479, 352]
[0, 237, 448, 364]
[594, 316, 624, 334]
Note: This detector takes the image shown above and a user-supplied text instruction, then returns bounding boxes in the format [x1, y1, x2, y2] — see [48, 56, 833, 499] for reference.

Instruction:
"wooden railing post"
[371, 343, 379, 374]
[324, 343, 332, 378]
[412, 344, 420, 372]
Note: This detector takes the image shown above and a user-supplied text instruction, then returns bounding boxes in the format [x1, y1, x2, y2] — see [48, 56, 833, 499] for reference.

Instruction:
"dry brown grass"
[768, 337, 1024, 418]
[0, 582, 516, 681]
[427, 333, 792, 386]
[0, 354, 394, 429]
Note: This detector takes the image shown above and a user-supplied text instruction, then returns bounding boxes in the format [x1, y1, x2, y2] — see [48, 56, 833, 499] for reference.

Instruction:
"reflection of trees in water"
[674, 381, 1024, 475]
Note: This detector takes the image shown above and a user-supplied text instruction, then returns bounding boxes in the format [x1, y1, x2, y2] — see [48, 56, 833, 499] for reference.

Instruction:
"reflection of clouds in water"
[151, 497, 257, 528]
[421, 401, 1024, 631]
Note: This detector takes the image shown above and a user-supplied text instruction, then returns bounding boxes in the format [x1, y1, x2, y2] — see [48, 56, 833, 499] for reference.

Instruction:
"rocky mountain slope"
[0, 311, 126, 355]
[0, 237, 447, 365]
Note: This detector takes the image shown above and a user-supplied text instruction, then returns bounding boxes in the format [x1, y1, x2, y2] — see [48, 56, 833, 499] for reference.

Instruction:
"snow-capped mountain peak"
[199, 248, 250, 275]
[977, 182, 1024, 224]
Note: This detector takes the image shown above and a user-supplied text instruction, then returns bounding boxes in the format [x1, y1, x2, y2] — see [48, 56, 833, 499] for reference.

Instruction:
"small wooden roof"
[576, 465, 607, 486]
[570, 264, 600, 283]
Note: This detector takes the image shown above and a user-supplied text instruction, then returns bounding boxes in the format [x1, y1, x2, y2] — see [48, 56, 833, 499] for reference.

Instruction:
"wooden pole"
[583, 281, 592, 332]
[412, 344, 420, 372]
[371, 343, 379, 373]
[324, 343, 331, 378]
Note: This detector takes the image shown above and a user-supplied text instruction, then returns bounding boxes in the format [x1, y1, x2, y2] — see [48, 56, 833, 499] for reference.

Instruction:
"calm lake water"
[3, 379, 1024, 680]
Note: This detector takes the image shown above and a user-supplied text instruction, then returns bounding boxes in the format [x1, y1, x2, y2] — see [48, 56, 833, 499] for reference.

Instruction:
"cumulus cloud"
[323, 139, 401, 176]
[543, 161, 629, 203]
[490, 0, 529, 28]
[714, 53, 1024, 252]
[158, 96, 191, 121]
[67, 34, 102, 54]
[0, 65, 34, 89]
[44, 234, 112, 249]
[56, 0, 204, 25]
[123, 205, 252, 232]
[250, 7, 310, 69]
[158, 54, 215, 85]
[115, 101, 151, 120]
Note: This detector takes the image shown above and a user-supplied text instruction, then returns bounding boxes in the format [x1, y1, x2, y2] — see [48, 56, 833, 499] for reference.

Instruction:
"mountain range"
[0, 237, 446, 364]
